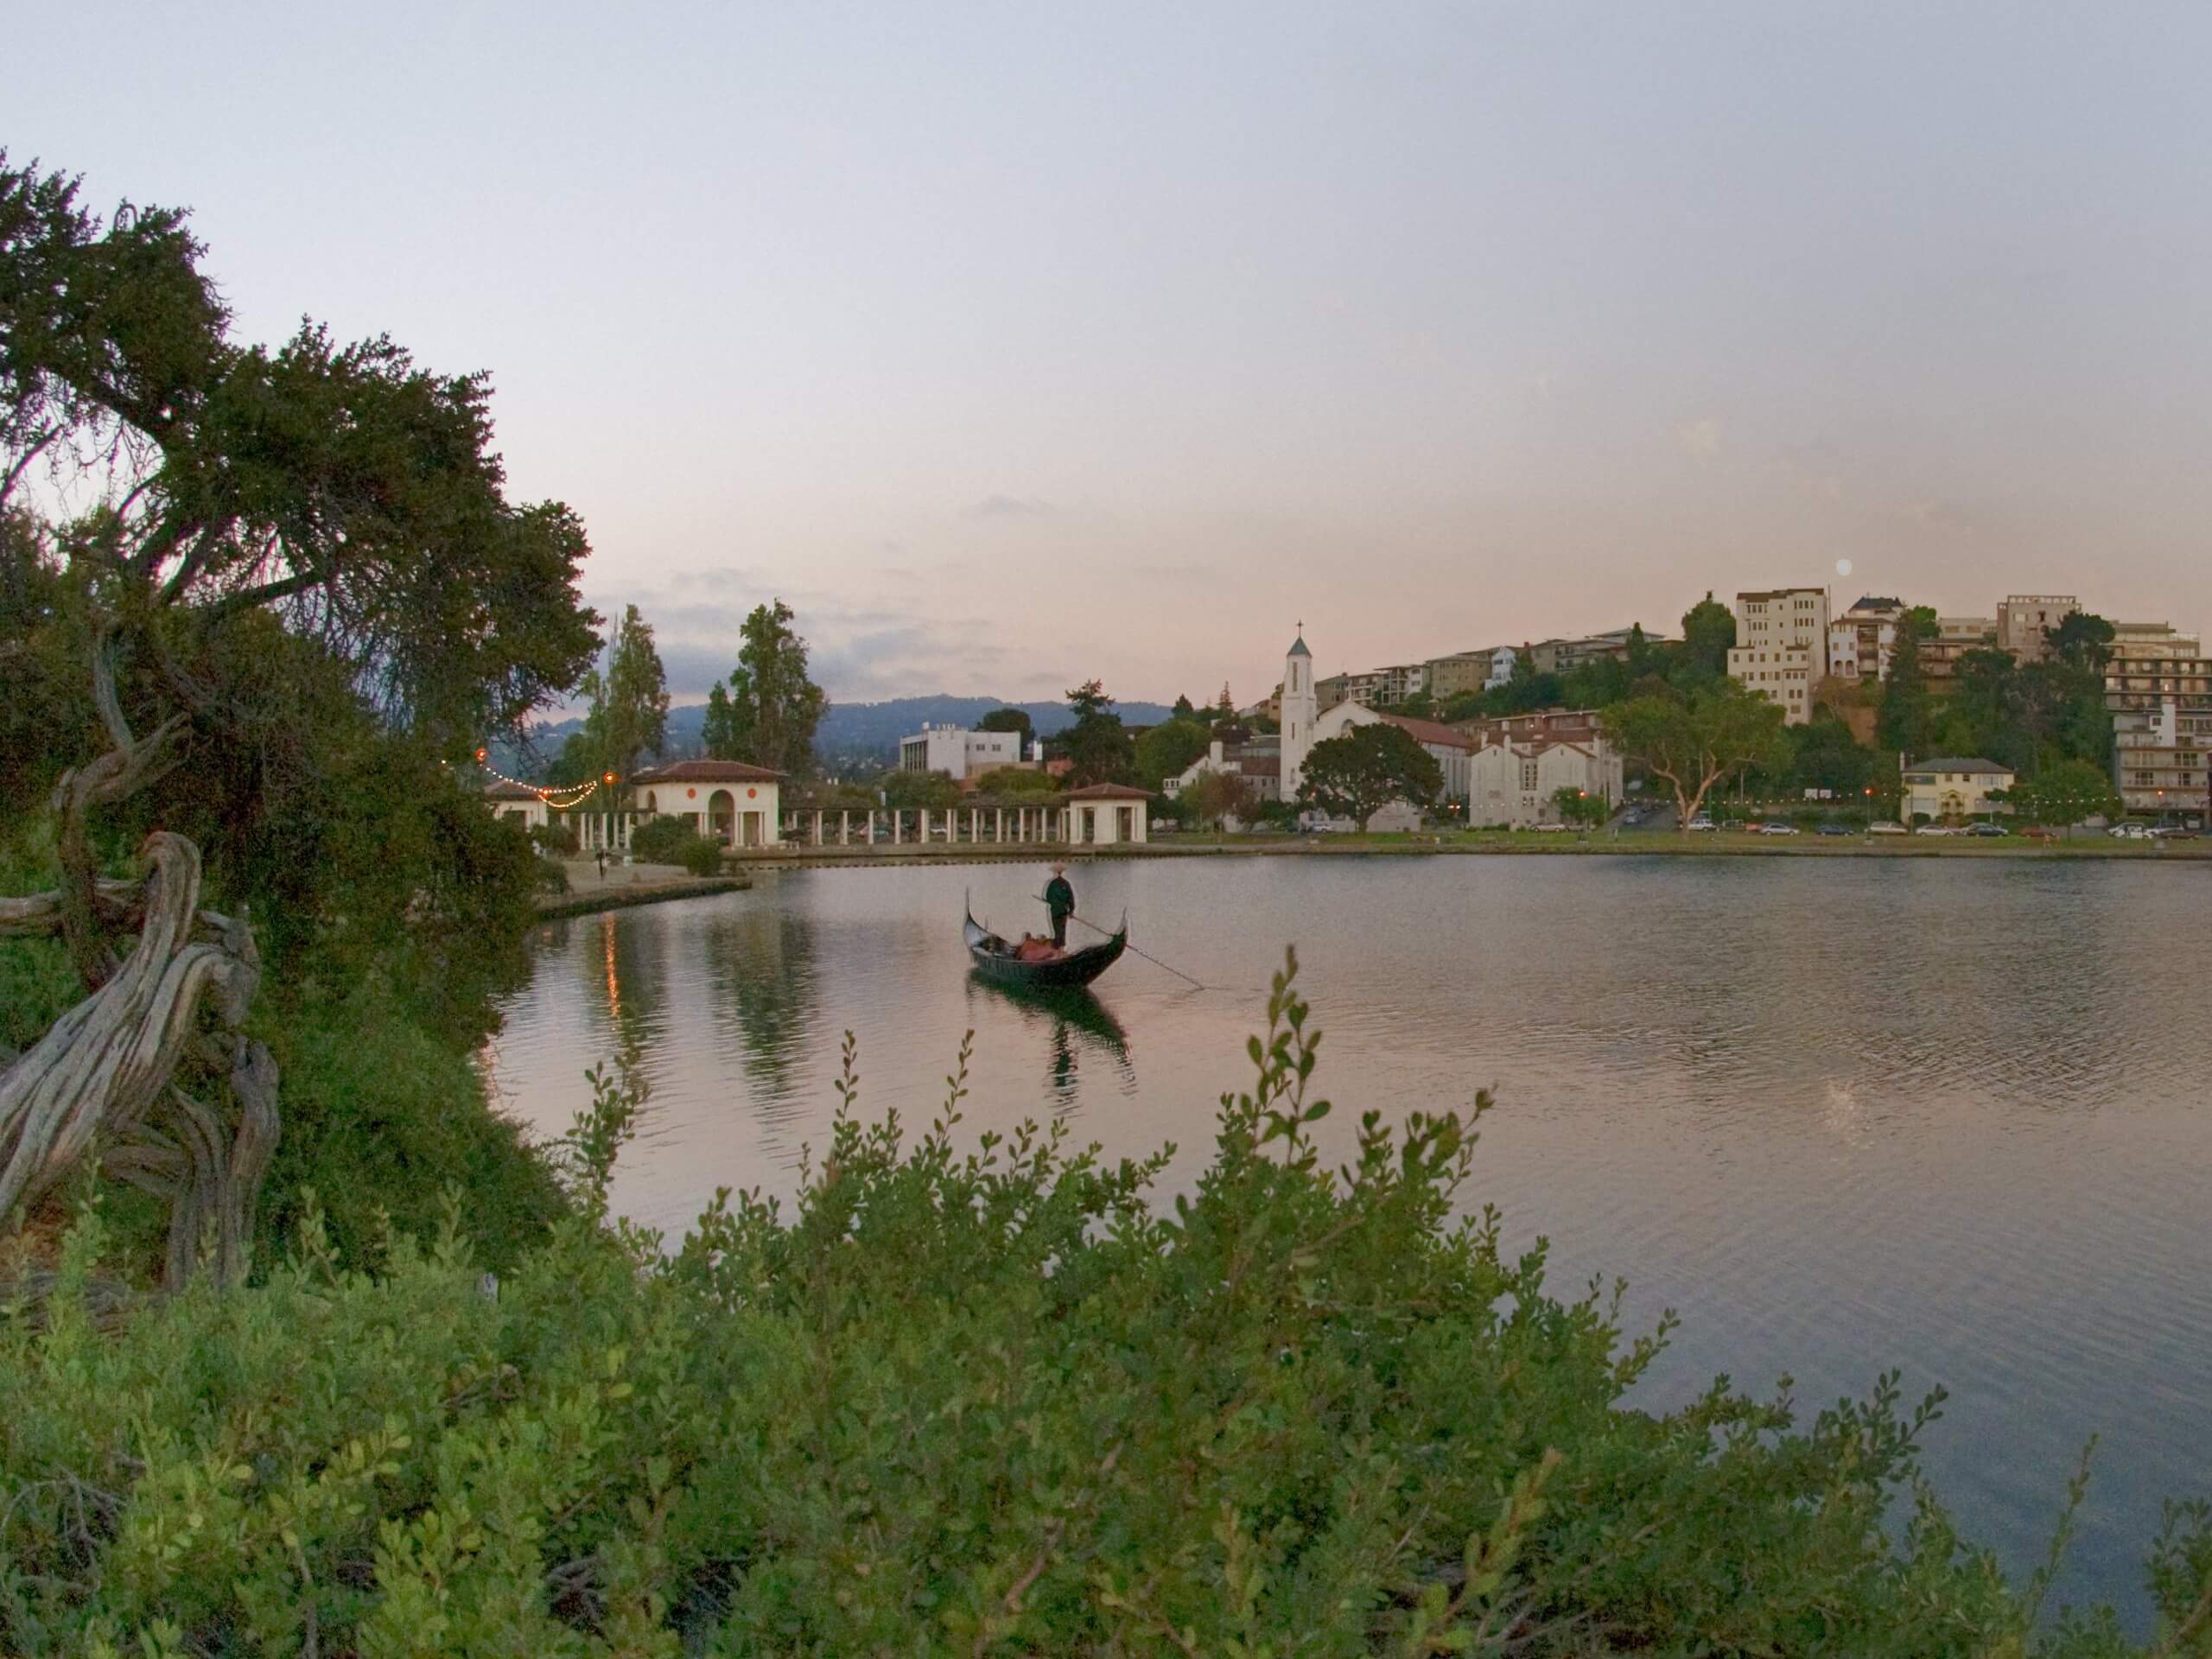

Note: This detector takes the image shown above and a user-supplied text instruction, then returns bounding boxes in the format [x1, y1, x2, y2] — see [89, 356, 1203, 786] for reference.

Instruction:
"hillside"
[499, 694, 1176, 778]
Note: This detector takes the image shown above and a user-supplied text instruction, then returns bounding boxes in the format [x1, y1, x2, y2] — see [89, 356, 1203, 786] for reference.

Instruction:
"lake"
[486, 854, 2212, 1623]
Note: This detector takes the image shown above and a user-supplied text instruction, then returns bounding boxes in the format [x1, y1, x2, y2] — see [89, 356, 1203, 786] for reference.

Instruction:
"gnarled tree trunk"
[0, 639, 278, 1291]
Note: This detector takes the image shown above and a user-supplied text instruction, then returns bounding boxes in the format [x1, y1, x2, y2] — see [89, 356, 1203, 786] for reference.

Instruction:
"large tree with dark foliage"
[0, 154, 599, 1285]
[1058, 680, 1135, 785]
[1297, 723, 1443, 831]
[702, 599, 828, 774]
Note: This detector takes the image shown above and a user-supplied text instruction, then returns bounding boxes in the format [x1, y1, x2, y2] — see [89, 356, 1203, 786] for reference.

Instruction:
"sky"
[15, 3, 2212, 708]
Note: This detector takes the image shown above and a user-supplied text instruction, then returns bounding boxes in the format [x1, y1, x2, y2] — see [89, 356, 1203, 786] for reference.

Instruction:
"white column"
[995, 807, 1005, 842]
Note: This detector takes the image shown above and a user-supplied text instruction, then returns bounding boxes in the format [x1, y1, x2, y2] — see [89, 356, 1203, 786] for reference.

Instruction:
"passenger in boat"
[1044, 864, 1076, 948]
[1014, 933, 1065, 963]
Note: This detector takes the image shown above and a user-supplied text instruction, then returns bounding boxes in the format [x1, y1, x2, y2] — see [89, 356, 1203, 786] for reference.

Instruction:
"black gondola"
[964, 904, 1128, 990]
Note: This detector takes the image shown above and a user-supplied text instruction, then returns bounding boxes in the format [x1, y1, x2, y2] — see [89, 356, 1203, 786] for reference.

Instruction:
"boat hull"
[964, 911, 1127, 990]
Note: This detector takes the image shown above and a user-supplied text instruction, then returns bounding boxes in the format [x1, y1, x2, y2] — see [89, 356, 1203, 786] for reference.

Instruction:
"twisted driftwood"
[1, 637, 279, 1291]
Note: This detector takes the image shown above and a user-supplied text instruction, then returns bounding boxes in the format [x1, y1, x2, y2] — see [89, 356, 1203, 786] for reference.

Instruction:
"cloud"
[963, 493, 1056, 519]
[1676, 418, 1723, 463]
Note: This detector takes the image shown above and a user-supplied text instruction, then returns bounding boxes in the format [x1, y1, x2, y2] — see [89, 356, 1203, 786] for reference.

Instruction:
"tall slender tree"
[705, 600, 828, 774]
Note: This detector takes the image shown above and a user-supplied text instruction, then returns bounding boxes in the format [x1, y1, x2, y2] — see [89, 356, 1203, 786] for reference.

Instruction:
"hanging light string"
[446, 752, 610, 810]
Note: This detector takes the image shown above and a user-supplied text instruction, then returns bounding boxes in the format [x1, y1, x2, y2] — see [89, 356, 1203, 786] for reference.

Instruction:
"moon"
[1835, 558, 1853, 576]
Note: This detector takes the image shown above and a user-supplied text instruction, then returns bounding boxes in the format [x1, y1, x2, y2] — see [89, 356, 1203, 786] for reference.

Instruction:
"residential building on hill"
[1827, 596, 1905, 684]
[1164, 734, 1281, 804]
[1425, 649, 1505, 701]
[1921, 616, 1997, 681]
[1726, 587, 1830, 723]
[1452, 708, 1605, 750]
[2106, 628, 2211, 818]
[1900, 757, 2013, 824]
[1996, 594, 2080, 662]
[1525, 627, 1666, 677]
[898, 723, 1031, 781]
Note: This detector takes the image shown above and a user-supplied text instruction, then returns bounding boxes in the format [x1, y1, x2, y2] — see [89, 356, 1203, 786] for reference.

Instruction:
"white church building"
[1280, 628, 1318, 799]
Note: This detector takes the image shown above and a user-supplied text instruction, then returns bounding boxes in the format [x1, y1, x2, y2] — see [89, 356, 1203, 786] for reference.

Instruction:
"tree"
[973, 765, 1059, 796]
[1877, 607, 1937, 760]
[2008, 759, 2122, 828]
[1171, 693, 1197, 719]
[1059, 680, 1135, 785]
[1789, 712, 1878, 796]
[1296, 724, 1443, 832]
[876, 768, 963, 810]
[0, 154, 599, 1285]
[977, 706, 1033, 743]
[1134, 717, 1211, 789]
[1494, 653, 1567, 715]
[1681, 593, 1738, 680]
[1185, 767, 1257, 830]
[1602, 684, 1789, 829]
[707, 600, 828, 774]
[2048, 611, 2117, 672]
[580, 605, 671, 780]
[1552, 785, 1610, 830]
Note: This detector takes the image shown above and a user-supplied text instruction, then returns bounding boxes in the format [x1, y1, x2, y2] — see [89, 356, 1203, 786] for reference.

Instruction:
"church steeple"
[1280, 621, 1319, 803]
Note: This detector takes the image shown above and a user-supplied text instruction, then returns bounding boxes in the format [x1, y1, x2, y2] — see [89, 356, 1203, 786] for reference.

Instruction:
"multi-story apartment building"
[1826, 595, 1905, 683]
[2106, 626, 2211, 818]
[1425, 650, 1502, 701]
[1451, 708, 1605, 750]
[1920, 616, 1998, 682]
[898, 723, 1030, 779]
[1726, 587, 1830, 724]
[1523, 627, 1666, 677]
[1996, 594, 2080, 662]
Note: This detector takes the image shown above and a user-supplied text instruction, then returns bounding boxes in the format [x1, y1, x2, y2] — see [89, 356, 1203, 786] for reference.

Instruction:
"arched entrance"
[708, 789, 736, 843]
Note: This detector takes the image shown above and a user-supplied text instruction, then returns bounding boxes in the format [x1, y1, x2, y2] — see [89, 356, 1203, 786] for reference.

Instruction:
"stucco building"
[1726, 587, 1831, 723]
[1900, 757, 2013, 823]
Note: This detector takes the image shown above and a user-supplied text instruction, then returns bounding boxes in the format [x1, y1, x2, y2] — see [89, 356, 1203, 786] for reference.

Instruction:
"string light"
[442, 752, 612, 811]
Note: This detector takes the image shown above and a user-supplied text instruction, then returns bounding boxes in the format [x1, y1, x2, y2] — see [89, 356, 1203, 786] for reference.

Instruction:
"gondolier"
[1043, 864, 1076, 947]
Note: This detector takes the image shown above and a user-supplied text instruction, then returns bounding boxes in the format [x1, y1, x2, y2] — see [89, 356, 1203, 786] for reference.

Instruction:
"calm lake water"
[486, 855, 2212, 1623]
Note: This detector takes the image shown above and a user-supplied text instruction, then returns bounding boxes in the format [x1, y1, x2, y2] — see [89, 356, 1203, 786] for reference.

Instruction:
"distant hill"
[496, 694, 1176, 779]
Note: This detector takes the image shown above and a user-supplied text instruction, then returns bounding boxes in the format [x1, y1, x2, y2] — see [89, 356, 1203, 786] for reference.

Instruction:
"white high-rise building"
[1726, 587, 1831, 725]
[1279, 628, 1318, 799]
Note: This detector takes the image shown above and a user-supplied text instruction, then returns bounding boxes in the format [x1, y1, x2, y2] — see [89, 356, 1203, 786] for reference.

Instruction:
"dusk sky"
[16, 3, 2212, 708]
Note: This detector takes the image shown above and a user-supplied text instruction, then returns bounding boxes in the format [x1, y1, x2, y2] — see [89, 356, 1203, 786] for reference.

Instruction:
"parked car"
[1686, 816, 1717, 832]
[2022, 825, 2062, 841]
[1868, 822, 1910, 836]
[1965, 823, 2006, 837]
[1916, 824, 1961, 836]
[1814, 822, 1853, 836]
[2109, 823, 2150, 840]
[1532, 821, 1572, 832]
[1758, 822, 1801, 836]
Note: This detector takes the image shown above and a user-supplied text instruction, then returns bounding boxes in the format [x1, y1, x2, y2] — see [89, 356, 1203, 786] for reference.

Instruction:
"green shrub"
[627, 815, 696, 863]
[673, 835, 723, 876]
[530, 821, 581, 857]
[2, 957, 2208, 1655]
[251, 987, 568, 1275]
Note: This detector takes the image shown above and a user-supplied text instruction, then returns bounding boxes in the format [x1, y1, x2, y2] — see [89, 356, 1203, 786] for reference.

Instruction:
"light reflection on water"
[486, 855, 2212, 1623]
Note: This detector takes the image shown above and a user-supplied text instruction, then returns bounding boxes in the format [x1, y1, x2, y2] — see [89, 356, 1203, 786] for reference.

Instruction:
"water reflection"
[702, 905, 820, 1101]
[962, 976, 1135, 1106]
[488, 857, 2212, 1626]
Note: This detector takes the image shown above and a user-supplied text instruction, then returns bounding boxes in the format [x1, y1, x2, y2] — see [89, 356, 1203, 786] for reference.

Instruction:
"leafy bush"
[535, 855, 571, 893]
[674, 835, 723, 876]
[251, 987, 568, 1275]
[626, 814, 696, 863]
[3, 957, 2209, 1655]
[530, 821, 581, 856]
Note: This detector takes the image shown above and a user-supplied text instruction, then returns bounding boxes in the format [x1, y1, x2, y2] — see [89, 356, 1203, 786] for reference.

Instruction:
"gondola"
[964, 904, 1128, 990]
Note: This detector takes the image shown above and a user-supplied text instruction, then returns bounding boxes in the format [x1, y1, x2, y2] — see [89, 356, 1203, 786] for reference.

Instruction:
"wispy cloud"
[963, 493, 1056, 519]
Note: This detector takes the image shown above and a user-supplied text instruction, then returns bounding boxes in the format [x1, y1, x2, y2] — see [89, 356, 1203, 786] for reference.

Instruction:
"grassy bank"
[5, 957, 2209, 1655]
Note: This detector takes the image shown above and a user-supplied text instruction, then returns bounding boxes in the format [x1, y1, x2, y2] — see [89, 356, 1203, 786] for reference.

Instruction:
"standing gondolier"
[1043, 863, 1076, 948]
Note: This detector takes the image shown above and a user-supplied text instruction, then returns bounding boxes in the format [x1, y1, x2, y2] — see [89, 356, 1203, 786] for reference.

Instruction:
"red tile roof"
[629, 759, 784, 784]
[484, 781, 542, 802]
[1061, 783, 1154, 799]
[1372, 710, 1475, 751]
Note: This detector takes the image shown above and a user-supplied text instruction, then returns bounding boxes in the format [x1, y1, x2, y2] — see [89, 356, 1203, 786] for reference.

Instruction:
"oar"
[1039, 899, 1205, 989]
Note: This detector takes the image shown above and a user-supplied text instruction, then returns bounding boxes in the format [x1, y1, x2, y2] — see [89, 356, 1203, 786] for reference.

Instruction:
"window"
[1521, 760, 1538, 791]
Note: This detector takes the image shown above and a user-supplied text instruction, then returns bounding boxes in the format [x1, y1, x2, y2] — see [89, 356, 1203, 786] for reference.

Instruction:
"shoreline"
[534, 873, 752, 918]
[730, 833, 2209, 869]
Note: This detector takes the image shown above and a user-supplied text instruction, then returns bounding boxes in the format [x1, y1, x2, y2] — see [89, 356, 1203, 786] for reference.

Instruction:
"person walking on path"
[1043, 863, 1076, 948]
